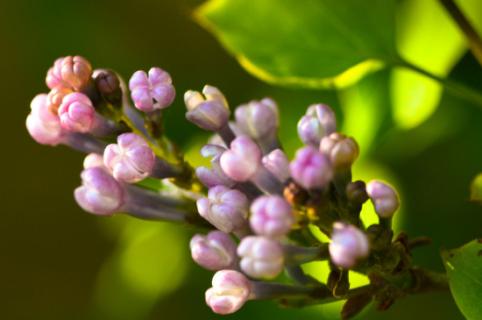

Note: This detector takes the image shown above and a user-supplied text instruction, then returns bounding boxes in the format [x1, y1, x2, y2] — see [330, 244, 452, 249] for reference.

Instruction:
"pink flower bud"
[262, 149, 290, 183]
[237, 236, 284, 279]
[83, 153, 105, 169]
[329, 223, 369, 269]
[190, 231, 237, 270]
[60, 56, 93, 90]
[220, 136, 262, 182]
[205, 270, 251, 315]
[129, 67, 175, 112]
[185, 85, 230, 131]
[103, 133, 155, 183]
[250, 195, 294, 238]
[235, 98, 279, 140]
[297, 104, 336, 146]
[74, 167, 125, 216]
[47, 87, 73, 112]
[26, 94, 64, 146]
[196, 185, 249, 233]
[46, 57, 66, 89]
[58, 92, 95, 133]
[290, 146, 333, 190]
[46, 56, 92, 90]
[366, 180, 400, 218]
[320, 133, 359, 169]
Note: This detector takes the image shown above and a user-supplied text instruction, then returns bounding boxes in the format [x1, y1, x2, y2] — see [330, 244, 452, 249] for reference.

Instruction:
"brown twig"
[439, 0, 482, 66]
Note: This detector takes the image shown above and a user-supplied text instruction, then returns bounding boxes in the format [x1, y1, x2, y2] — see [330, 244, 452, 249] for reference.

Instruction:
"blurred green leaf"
[339, 70, 391, 155]
[442, 239, 482, 320]
[470, 173, 482, 203]
[390, 0, 478, 129]
[196, 0, 396, 89]
[90, 219, 188, 320]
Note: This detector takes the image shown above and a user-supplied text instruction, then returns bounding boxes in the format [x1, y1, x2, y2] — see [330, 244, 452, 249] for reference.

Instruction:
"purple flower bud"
[196, 185, 249, 233]
[26, 94, 64, 146]
[74, 167, 125, 216]
[262, 149, 290, 183]
[320, 133, 359, 169]
[250, 195, 294, 238]
[329, 222, 369, 269]
[185, 85, 230, 131]
[103, 133, 155, 183]
[205, 270, 251, 315]
[290, 146, 333, 190]
[366, 180, 400, 218]
[83, 153, 105, 169]
[129, 67, 175, 112]
[196, 144, 235, 188]
[190, 231, 237, 271]
[46, 56, 92, 90]
[237, 236, 284, 279]
[58, 92, 95, 133]
[297, 104, 336, 146]
[220, 136, 262, 182]
[235, 98, 279, 140]
[94, 69, 122, 104]
[94, 69, 119, 95]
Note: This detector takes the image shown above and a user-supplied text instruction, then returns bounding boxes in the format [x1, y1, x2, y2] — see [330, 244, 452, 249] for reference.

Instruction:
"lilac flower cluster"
[27, 56, 415, 318]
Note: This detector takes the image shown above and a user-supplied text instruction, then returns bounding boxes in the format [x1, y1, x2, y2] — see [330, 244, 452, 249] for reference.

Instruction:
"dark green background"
[1, 0, 481, 319]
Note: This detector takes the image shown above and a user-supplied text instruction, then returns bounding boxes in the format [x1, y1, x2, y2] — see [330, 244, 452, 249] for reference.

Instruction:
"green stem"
[439, 0, 482, 66]
[397, 59, 482, 108]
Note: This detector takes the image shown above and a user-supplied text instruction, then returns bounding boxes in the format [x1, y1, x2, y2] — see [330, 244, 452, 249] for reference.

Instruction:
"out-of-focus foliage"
[470, 173, 482, 203]
[392, 0, 482, 129]
[196, 0, 396, 89]
[89, 218, 188, 319]
[442, 239, 482, 320]
[197, 0, 482, 132]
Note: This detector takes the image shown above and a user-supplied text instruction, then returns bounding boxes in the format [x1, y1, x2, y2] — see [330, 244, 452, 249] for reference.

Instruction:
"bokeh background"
[1, 0, 481, 319]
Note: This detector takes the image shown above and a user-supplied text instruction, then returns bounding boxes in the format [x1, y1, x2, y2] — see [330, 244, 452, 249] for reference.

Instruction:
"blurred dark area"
[0, 0, 480, 319]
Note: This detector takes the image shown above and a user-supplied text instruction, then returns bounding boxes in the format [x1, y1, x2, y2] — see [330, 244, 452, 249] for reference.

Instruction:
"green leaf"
[196, 0, 397, 89]
[442, 239, 482, 320]
[390, 0, 482, 129]
[470, 173, 482, 203]
[90, 219, 188, 319]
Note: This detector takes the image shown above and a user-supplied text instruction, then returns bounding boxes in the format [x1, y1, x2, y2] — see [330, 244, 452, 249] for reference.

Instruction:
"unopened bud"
[235, 98, 279, 140]
[74, 167, 125, 216]
[366, 180, 400, 218]
[129, 67, 175, 112]
[205, 270, 251, 315]
[58, 92, 95, 133]
[320, 133, 359, 169]
[237, 236, 284, 279]
[250, 195, 294, 238]
[103, 133, 155, 183]
[185, 85, 230, 131]
[262, 149, 290, 183]
[190, 231, 237, 270]
[290, 146, 333, 190]
[329, 222, 369, 269]
[220, 136, 262, 182]
[297, 104, 336, 146]
[26, 94, 64, 146]
[196, 185, 249, 233]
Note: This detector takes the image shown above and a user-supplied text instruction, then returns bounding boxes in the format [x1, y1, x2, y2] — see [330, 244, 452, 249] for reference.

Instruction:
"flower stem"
[397, 59, 482, 108]
[439, 0, 482, 66]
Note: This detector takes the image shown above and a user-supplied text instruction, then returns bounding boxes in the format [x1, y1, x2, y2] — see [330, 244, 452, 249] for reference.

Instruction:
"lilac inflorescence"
[27, 56, 409, 318]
